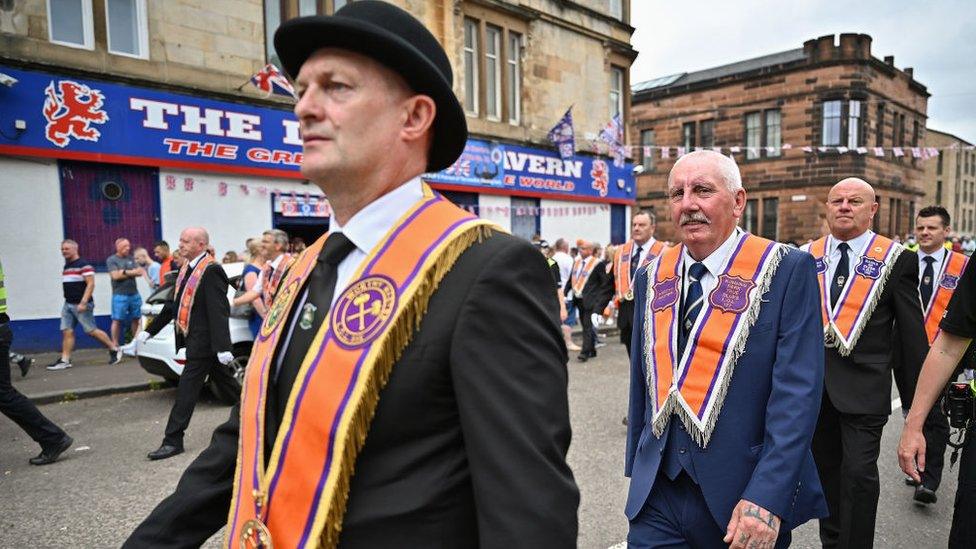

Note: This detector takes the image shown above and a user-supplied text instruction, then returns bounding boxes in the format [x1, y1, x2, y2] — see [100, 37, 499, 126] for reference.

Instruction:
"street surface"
[0, 341, 957, 548]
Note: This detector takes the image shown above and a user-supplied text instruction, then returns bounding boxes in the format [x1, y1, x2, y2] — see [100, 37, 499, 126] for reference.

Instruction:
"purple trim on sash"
[696, 242, 774, 419]
[296, 213, 482, 546]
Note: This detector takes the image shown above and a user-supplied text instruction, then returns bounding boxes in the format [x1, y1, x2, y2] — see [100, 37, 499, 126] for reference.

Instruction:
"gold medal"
[240, 518, 273, 549]
[625, 289, 634, 301]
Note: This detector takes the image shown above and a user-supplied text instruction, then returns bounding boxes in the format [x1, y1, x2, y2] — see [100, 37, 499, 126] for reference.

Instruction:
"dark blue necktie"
[920, 256, 936, 307]
[630, 245, 643, 281]
[830, 242, 850, 308]
[678, 262, 708, 358]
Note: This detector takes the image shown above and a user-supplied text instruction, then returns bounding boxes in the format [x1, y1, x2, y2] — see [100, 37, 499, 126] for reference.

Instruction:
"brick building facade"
[922, 129, 976, 235]
[630, 34, 929, 244]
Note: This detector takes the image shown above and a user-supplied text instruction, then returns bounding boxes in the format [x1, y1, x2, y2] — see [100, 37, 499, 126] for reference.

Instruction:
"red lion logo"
[43, 80, 109, 148]
[590, 159, 609, 197]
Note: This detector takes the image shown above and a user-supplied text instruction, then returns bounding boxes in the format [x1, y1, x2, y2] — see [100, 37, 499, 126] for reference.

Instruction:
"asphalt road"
[0, 340, 958, 548]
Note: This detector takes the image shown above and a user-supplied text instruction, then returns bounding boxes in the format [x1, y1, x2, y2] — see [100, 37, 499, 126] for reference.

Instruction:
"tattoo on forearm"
[738, 532, 749, 544]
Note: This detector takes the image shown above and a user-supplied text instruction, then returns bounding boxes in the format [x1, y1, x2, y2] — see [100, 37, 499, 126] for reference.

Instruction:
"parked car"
[124, 262, 253, 405]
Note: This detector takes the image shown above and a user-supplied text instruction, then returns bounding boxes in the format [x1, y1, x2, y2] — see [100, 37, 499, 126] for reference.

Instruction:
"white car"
[124, 261, 254, 405]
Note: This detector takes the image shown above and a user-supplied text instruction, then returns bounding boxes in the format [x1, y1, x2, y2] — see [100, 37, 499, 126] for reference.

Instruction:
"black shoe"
[29, 435, 73, 465]
[905, 475, 920, 487]
[148, 444, 184, 461]
[18, 356, 34, 378]
[577, 354, 589, 362]
[913, 485, 937, 504]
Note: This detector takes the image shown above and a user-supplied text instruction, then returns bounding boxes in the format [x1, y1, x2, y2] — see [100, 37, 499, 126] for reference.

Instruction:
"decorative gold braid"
[319, 224, 495, 548]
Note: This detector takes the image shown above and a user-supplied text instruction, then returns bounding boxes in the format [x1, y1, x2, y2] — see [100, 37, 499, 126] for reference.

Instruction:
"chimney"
[816, 34, 836, 61]
[803, 38, 819, 61]
[884, 55, 894, 66]
[904, 67, 914, 78]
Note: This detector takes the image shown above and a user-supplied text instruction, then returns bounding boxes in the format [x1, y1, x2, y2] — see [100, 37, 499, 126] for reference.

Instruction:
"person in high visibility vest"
[0, 256, 73, 465]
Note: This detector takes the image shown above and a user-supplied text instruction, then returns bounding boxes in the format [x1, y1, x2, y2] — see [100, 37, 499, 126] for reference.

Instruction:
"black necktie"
[677, 262, 707, 358]
[630, 245, 643, 281]
[267, 233, 356, 445]
[920, 256, 936, 307]
[830, 243, 850, 308]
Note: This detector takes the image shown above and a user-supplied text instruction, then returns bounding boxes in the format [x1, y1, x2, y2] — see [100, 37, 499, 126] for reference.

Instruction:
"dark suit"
[124, 232, 579, 548]
[145, 261, 231, 448]
[565, 259, 613, 357]
[626, 248, 827, 545]
[812, 249, 927, 548]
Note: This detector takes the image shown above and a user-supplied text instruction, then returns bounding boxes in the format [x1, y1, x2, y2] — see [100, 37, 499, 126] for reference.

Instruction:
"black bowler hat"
[274, 0, 467, 173]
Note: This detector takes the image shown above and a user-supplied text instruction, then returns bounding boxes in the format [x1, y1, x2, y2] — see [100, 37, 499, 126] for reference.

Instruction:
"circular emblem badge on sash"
[260, 278, 300, 340]
[239, 518, 273, 549]
[332, 275, 398, 349]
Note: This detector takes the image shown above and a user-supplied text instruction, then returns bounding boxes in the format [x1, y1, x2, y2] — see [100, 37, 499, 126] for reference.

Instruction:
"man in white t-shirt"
[551, 238, 579, 351]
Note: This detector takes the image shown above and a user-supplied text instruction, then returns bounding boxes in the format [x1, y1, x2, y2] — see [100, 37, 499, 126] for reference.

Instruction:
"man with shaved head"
[804, 178, 927, 548]
[137, 227, 233, 461]
[627, 151, 826, 548]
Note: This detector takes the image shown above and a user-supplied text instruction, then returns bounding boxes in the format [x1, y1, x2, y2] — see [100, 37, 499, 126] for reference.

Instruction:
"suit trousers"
[0, 323, 66, 450]
[628, 471, 791, 549]
[949, 424, 976, 548]
[618, 299, 635, 358]
[812, 390, 888, 549]
[163, 356, 217, 447]
[574, 297, 596, 355]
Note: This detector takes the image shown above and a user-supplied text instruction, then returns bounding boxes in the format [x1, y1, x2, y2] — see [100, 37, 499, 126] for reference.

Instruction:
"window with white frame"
[485, 25, 502, 121]
[610, 66, 624, 118]
[847, 100, 862, 149]
[765, 110, 782, 157]
[463, 18, 479, 115]
[106, 0, 149, 58]
[745, 112, 762, 160]
[506, 32, 522, 125]
[822, 100, 842, 146]
[640, 129, 655, 171]
[48, 0, 94, 49]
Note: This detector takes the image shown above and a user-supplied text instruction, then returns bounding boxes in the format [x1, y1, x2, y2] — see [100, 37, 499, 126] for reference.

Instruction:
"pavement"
[11, 348, 169, 405]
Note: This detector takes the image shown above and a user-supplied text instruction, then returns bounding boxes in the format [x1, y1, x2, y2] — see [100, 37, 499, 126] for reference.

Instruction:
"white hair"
[668, 150, 743, 193]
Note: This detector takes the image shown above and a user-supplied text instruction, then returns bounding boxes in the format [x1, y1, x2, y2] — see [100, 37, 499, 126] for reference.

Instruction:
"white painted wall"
[477, 194, 511, 233]
[540, 198, 612, 246]
[159, 169, 310, 259]
[0, 157, 109, 320]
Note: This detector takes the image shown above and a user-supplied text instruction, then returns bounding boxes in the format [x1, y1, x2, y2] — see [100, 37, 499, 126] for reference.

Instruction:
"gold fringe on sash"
[319, 224, 495, 548]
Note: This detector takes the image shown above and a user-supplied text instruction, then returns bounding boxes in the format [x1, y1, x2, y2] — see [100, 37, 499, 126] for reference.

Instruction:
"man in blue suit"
[625, 150, 827, 548]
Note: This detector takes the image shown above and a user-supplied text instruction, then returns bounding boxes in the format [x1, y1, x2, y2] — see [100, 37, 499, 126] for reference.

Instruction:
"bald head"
[826, 178, 878, 241]
[178, 227, 210, 260]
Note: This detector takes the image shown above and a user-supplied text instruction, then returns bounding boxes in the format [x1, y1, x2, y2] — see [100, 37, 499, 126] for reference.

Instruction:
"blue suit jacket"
[625, 247, 828, 531]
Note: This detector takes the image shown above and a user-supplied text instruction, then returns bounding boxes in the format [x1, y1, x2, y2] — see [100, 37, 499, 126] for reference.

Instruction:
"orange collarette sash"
[614, 239, 666, 301]
[924, 250, 968, 344]
[174, 254, 214, 334]
[643, 232, 785, 446]
[807, 234, 903, 355]
[227, 185, 495, 549]
[570, 256, 599, 295]
[262, 253, 294, 309]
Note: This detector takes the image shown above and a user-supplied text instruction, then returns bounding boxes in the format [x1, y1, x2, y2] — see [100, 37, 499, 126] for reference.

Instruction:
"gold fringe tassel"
[319, 224, 494, 548]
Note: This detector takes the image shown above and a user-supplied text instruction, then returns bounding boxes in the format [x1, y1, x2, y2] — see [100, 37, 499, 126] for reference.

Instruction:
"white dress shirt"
[917, 247, 947, 285]
[825, 230, 874, 285]
[552, 251, 573, 289]
[680, 228, 742, 299]
[252, 252, 290, 293]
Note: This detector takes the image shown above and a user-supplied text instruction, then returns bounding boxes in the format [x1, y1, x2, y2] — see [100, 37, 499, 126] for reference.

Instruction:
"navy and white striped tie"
[678, 262, 708, 358]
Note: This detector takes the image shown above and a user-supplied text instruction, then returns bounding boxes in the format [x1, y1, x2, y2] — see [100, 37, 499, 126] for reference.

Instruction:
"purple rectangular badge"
[940, 273, 960, 290]
[854, 256, 884, 280]
[652, 277, 680, 311]
[708, 274, 755, 314]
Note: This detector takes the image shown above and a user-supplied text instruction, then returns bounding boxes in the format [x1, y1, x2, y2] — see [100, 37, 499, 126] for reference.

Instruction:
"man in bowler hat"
[123, 2, 578, 547]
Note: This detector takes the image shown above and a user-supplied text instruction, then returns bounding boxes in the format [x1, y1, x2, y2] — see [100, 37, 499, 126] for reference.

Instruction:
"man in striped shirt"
[48, 240, 122, 370]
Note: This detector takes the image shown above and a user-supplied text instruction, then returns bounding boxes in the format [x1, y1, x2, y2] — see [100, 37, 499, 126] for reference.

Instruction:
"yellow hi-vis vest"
[0, 258, 7, 314]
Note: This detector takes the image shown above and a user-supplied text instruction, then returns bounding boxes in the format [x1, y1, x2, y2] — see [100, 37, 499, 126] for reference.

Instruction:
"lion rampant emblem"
[43, 80, 109, 148]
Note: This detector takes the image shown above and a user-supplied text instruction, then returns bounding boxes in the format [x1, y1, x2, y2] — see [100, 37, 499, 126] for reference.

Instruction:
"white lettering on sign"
[504, 151, 582, 178]
[225, 111, 262, 141]
[791, 195, 807, 202]
[180, 106, 225, 136]
[130, 98, 179, 130]
[281, 119, 302, 145]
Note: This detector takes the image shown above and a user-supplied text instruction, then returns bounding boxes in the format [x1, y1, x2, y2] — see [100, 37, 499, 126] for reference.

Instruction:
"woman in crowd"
[239, 238, 266, 338]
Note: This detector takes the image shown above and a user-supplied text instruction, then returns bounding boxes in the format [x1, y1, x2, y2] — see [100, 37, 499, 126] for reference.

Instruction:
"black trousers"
[812, 390, 888, 549]
[163, 356, 216, 447]
[618, 299, 635, 358]
[0, 322, 66, 450]
[574, 298, 596, 356]
[950, 424, 976, 548]
[919, 404, 950, 491]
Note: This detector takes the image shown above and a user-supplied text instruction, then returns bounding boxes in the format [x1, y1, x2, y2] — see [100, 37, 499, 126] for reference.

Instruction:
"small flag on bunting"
[249, 64, 297, 98]
[873, 147, 884, 157]
[893, 147, 905, 157]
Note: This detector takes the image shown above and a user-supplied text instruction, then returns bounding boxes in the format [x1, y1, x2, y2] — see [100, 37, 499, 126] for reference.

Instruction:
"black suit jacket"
[824, 250, 928, 415]
[145, 262, 231, 359]
[124, 233, 579, 548]
[565, 259, 613, 312]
